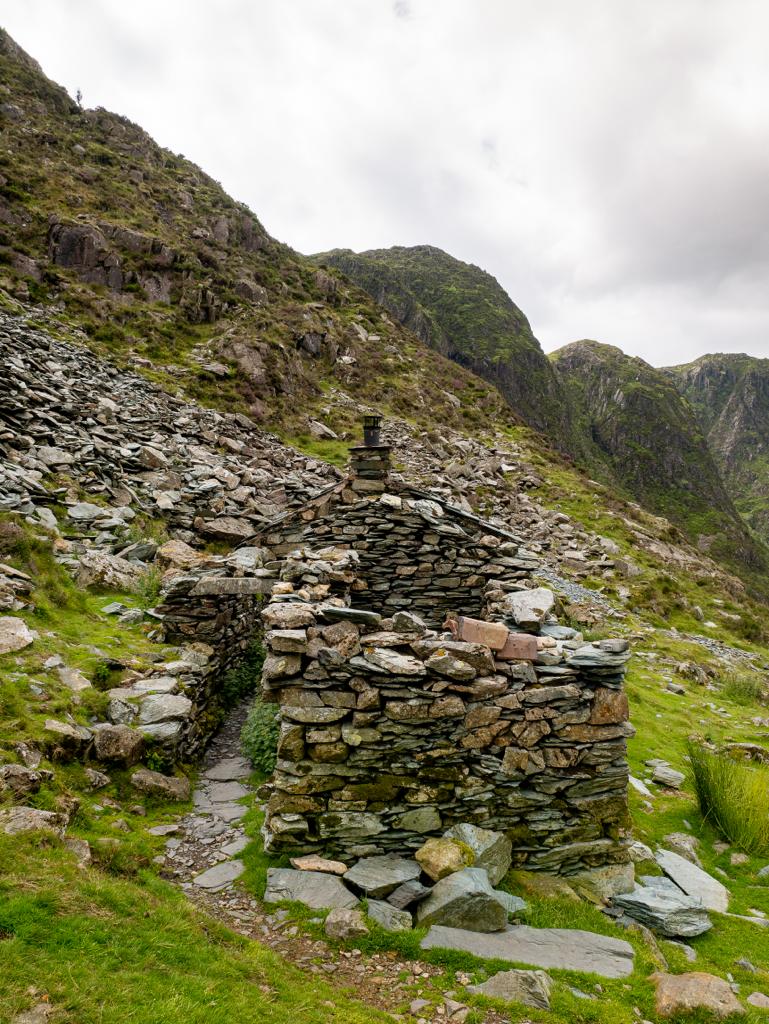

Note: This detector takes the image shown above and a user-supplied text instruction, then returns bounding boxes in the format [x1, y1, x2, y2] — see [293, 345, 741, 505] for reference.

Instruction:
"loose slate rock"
[613, 884, 712, 937]
[291, 854, 348, 875]
[416, 867, 508, 933]
[0, 616, 34, 654]
[421, 924, 635, 979]
[264, 867, 359, 910]
[343, 854, 421, 897]
[325, 907, 369, 939]
[416, 836, 472, 881]
[443, 823, 512, 885]
[388, 878, 432, 909]
[652, 765, 685, 789]
[656, 848, 730, 913]
[651, 971, 745, 1018]
[468, 969, 553, 1010]
[367, 899, 413, 932]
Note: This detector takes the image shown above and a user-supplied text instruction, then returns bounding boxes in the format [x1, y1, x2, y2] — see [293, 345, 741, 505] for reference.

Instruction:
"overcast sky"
[4, 0, 769, 365]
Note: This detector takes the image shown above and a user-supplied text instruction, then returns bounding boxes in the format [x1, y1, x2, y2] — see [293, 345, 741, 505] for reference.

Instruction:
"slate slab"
[203, 758, 251, 781]
[193, 859, 244, 891]
[420, 924, 635, 978]
[613, 884, 712, 937]
[655, 848, 730, 913]
[264, 868, 359, 910]
[467, 968, 552, 1010]
[344, 854, 421, 897]
[443, 823, 512, 885]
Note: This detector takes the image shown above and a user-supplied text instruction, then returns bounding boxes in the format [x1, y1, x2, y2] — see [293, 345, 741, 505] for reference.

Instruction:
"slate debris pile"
[0, 311, 339, 545]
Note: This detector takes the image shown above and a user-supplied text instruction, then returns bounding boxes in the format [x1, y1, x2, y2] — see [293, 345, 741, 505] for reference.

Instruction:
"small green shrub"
[688, 741, 769, 855]
[719, 673, 765, 705]
[241, 698, 279, 775]
[221, 639, 265, 706]
[134, 566, 162, 608]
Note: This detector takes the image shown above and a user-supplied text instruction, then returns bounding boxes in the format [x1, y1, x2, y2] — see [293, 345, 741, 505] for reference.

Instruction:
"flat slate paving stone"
[264, 868, 359, 910]
[420, 924, 635, 979]
[193, 859, 245, 891]
[213, 802, 247, 823]
[221, 836, 249, 856]
[208, 781, 249, 802]
[203, 758, 251, 781]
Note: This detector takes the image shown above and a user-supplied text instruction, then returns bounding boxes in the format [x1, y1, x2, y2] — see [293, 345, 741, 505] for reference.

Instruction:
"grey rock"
[264, 868, 359, 910]
[137, 693, 192, 724]
[130, 768, 191, 801]
[421, 924, 635, 978]
[93, 724, 144, 765]
[343, 854, 421, 898]
[324, 907, 369, 939]
[318, 606, 382, 626]
[0, 806, 65, 836]
[613, 884, 712, 937]
[416, 867, 508, 933]
[0, 616, 34, 653]
[366, 899, 413, 932]
[504, 587, 554, 628]
[467, 968, 552, 1010]
[203, 758, 251, 781]
[656, 848, 730, 913]
[652, 765, 685, 789]
[388, 878, 432, 909]
[207, 781, 249, 802]
[492, 890, 528, 916]
[443, 822, 512, 885]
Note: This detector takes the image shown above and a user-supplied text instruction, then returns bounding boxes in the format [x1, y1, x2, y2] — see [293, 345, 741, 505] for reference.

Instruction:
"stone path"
[160, 702, 514, 1023]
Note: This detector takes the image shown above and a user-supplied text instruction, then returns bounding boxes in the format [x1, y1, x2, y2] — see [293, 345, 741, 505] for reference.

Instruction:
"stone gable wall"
[258, 491, 539, 627]
[260, 548, 632, 875]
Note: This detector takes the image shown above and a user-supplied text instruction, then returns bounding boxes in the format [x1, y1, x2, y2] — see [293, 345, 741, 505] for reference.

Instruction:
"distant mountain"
[667, 353, 769, 542]
[551, 340, 766, 571]
[315, 245, 581, 452]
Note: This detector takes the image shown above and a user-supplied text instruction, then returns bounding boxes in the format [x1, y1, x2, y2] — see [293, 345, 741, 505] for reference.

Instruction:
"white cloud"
[4, 0, 769, 365]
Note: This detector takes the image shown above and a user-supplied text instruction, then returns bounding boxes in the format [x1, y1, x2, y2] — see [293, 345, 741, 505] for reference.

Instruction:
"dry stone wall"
[259, 489, 539, 628]
[260, 538, 632, 876]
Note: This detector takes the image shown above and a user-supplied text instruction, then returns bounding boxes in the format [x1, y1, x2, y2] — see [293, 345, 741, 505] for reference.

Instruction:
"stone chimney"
[349, 414, 390, 493]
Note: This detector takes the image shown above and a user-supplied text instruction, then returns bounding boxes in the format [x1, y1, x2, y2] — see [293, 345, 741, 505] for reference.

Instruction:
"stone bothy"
[252, 431, 633, 877]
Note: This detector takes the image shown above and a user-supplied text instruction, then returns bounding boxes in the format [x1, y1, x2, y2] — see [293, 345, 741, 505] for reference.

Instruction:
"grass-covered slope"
[667, 353, 769, 543]
[551, 340, 768, 577]
[315, 245, 579, 450]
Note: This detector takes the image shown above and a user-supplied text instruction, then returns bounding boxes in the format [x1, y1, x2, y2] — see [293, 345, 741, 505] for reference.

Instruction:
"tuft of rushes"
[687, 741, 769, 855]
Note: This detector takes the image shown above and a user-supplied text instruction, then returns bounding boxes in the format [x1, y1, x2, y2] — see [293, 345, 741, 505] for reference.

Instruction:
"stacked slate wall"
[261, 587, 632, 874]
[258, 490, 539, 628]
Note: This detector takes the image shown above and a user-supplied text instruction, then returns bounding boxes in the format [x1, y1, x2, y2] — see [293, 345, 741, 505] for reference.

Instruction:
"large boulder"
[651, 972, 744, 1018]
[443, 823, 512, 885]
[92, 725, 144, 765]
[416, 867, 507, 932]
[0, 764, 48, 798]
[366, 899, 413, 932]
[0, 806, 65, 836]
[655, 848, 730, 913]
[130, 768, 191, 801]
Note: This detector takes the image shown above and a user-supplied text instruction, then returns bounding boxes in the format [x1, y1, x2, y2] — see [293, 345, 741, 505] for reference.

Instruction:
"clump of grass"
[688, 741, 769, 855]
[134, 566, 162, 608]
[241, 697, 279, 775]
[719, 672, 765, 705]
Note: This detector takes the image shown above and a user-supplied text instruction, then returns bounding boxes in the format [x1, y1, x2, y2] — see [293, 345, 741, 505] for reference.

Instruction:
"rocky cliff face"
[551, 341, 766, 572]
[315, 246, 579, 452]
[666, 354, 769, 542]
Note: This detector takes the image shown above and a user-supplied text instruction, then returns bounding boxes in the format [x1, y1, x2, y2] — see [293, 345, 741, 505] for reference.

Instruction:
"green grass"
[0, 834, 388, 1024]
[720, 672, 766, 706]
[688, 743, 769, 856]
